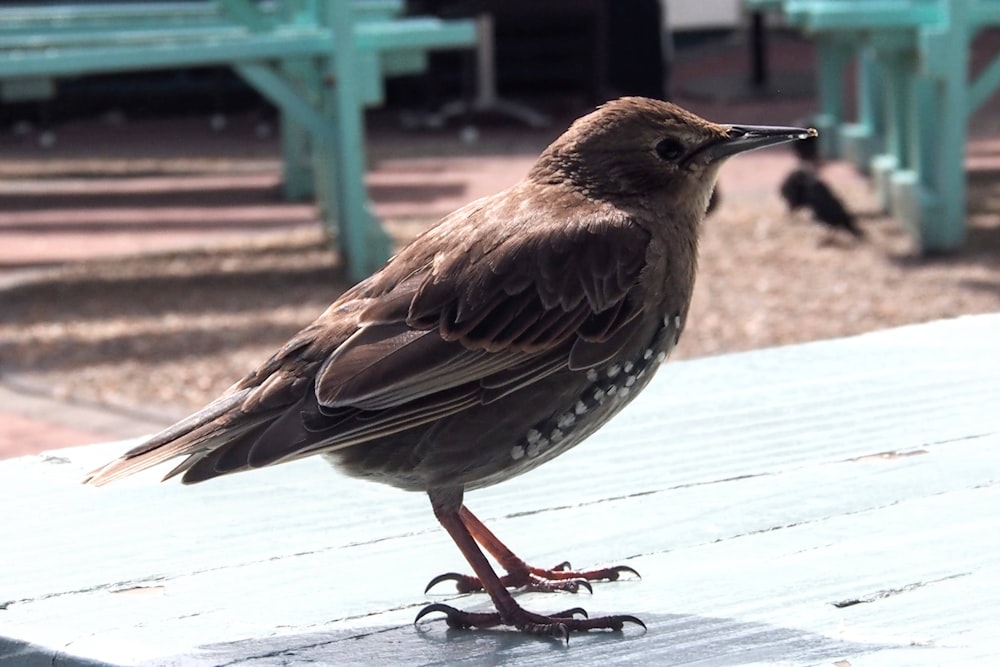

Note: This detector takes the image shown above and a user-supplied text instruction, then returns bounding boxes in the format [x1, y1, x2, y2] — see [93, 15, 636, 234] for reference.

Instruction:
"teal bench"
[0, 1, 477, 281]
[748, 0, 1000, 253]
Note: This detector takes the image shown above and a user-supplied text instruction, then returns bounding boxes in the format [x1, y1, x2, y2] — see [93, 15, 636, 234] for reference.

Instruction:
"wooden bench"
[748, 0, 1000, 253]
[0, 1, 476, 281]
[2, 313, 998, 664]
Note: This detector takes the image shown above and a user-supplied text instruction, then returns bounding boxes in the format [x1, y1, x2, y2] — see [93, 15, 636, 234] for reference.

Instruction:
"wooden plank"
[1, 314, 998, 665]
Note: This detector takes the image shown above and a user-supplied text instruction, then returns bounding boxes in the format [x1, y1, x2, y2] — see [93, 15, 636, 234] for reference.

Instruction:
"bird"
[780, 166, 863, 239]
[84, 98, 814, 641]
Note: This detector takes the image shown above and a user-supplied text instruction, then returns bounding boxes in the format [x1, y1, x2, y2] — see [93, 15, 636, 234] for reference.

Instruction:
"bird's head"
[530, 97, 815, 216]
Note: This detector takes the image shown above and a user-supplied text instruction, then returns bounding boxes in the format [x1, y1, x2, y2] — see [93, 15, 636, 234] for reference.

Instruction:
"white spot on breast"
[527, 438, 546, 458]
[586, 369, 599, 382]
[511, 445, 526, 460]
[550, 428, 564, 443]
[624, 361, 634, 373]
[557, 413, 576, 429]
[643, 348, 653, 360]
[526, 429, 542, 445]
[625, 375, 636, 387]
[655, 351, 667, 363]
[620, 386, 631, 399]
[607, 385, 618, 396]
[593, 388, 606, 403]
[574, 400, 588, 415]
[606, 364, 621, 378]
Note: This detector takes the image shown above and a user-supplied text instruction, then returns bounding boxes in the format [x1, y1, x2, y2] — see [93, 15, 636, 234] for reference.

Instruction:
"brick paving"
[0, 382, 168, 457]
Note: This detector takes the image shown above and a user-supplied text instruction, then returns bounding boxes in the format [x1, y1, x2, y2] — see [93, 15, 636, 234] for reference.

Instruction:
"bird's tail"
[82, 388, 254, 486]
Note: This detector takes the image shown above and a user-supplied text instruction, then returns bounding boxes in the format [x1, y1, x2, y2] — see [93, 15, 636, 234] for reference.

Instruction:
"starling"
[780, 165, 810, 210]
[85, 98, 813, 641]
[780, 167, 863, 239]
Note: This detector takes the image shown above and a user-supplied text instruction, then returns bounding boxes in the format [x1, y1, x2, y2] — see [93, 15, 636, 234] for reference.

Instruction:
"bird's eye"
[655, 137, 685, 162]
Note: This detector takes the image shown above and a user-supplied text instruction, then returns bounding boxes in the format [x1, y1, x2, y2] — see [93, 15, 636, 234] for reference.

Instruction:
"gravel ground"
[2, 150, 998, 421]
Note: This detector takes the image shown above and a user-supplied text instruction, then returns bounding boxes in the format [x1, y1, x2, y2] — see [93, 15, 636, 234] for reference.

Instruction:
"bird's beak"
[698, 125, 817, 163]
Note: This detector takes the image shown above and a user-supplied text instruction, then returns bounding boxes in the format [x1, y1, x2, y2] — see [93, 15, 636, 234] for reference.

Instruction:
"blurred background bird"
[781, 166, 864, 239]
[780, 118, 862, 240]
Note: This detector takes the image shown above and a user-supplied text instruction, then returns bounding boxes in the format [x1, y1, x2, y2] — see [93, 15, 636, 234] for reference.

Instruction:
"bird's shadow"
[187, 611, 906, 667]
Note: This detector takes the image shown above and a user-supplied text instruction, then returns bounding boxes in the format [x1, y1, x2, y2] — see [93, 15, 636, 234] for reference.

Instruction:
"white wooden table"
[3, 314, 999, 666]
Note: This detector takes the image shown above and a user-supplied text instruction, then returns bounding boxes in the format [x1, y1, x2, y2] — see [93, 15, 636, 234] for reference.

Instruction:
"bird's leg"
[424, 505, 639, 595]
[416, 490, 644, 641]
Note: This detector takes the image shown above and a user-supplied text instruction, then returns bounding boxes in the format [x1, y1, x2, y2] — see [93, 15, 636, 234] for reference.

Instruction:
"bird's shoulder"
[366, 183, 651, 323]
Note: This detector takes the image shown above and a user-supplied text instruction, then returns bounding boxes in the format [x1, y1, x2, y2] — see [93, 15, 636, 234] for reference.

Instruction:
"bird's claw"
[425, 570, 593, 594]
[414, 602, 644, 643]
[425, 562, 637, 594]
[603, 565, 642, 581]
[526, 575, 592, 594]
[424, 572, 480, 594]
[414, 603, 493, 630]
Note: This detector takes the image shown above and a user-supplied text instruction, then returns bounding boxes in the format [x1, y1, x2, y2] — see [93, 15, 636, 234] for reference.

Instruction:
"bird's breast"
[463, 311, 683, 490]
[325, 311, 683, 494]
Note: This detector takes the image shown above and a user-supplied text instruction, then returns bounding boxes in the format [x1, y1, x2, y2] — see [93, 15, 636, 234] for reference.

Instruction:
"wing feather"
[84, 186, 653, 487]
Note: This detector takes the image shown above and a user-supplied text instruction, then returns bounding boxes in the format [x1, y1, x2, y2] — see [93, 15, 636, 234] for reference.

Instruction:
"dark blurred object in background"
[781, 167, 863, 239]
[779, 115, 862, 240]
[606, 0, 669, 99]
[2, 1, 671, 127]
[401, 0, 668, 107]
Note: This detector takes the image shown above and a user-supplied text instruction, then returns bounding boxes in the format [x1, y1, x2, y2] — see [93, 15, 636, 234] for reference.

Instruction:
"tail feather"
[164, 415, 280, 484]
[82, 389, 253, 486]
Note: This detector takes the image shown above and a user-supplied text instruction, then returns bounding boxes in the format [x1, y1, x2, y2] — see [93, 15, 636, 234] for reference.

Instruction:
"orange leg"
[425, 505, 639, 595]
[415, 492, 644, 641]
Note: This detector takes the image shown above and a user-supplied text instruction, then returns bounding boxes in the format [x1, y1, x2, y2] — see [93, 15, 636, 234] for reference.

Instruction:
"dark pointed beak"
[699, 125, 817, 163]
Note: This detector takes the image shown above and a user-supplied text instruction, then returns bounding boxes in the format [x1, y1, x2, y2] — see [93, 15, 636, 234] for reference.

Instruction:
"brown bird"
[85, 98, 813, 641]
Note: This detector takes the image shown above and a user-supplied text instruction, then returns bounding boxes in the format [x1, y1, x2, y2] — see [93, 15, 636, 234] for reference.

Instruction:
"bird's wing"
[235, 204, 652, 471]
[316, 208, 651, 410]
[85, 198, 651, 485]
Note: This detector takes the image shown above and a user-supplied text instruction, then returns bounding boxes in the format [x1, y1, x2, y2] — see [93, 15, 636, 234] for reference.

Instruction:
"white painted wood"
[2, 314, 998, 665]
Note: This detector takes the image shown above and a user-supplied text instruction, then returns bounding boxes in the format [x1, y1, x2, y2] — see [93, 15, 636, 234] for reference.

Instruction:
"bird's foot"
[425, 561, 639, 594]
[414, 602, 645, 643]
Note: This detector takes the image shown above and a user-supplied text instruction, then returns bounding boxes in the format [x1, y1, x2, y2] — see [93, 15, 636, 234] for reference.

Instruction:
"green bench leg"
[870, 52, 910, 213]
[281, 114, 314, 201]
[919, 0, 969, 251]
[840, 47, 882, 173]
[889, 0, 968, 253]
[813, 36, 852, 159]
[280, 60, 315, 202]
[322, 0, 391, 282]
